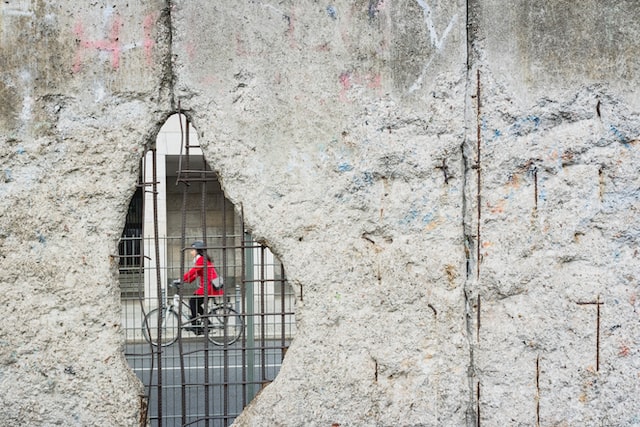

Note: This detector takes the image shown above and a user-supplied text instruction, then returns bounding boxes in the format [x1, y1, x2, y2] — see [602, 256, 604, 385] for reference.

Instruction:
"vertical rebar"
[221, 189, 231, 425]
[241, 206, 255, 406]
[596, 295, 601, 371]
[178, 110, 189, 427]
[151, 147, 163, 425]
[476, 69, 482, 281]
[577, 297, 604, 372]
[536, 355, 540, 427]
[260, 246, 267, 384]
[533, 167, 538, 212]
[137, 157, 150, 426]
[193, 116, 212, 427]
[280, 262, 286, 359]
[474, 68, 482, 427]
[476, 381, 481, 427]
[476, 294, 481, 342]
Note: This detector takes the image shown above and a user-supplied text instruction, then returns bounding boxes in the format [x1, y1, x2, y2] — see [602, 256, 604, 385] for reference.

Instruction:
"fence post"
[244, 232, 258, 403]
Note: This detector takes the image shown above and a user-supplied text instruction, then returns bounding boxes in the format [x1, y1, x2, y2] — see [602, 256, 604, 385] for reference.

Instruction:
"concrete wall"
[0, 1, 638, 426]
[469, 2, 640, 425]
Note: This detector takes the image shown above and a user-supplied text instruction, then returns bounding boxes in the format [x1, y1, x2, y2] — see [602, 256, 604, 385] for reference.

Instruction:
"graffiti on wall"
[408, 0, 457, 93]
[72, 11, 158, 73]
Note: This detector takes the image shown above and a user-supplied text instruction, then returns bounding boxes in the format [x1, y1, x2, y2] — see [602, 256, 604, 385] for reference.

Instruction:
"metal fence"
[121, 235, 296, 426]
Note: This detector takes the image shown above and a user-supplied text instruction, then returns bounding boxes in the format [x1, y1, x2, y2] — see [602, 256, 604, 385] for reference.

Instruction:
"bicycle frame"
[169, 291, 191, 322]
[172, 288, 227, 325]
[142, 283, 244, 347]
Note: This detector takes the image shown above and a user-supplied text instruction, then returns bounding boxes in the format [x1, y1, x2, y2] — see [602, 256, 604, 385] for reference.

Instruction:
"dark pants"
[189, 296, 205, 325]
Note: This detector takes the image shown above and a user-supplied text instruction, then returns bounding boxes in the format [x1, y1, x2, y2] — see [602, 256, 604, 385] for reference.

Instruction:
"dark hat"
[191, 241, 205, 249]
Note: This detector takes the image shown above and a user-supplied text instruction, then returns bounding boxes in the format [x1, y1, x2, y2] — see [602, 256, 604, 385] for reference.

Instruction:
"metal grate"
[120, 114, 296, 426]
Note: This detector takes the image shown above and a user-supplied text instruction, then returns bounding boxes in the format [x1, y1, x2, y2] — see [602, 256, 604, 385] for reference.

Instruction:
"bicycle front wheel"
[207, 306, 244, 346]
[142, 308, 180, 346]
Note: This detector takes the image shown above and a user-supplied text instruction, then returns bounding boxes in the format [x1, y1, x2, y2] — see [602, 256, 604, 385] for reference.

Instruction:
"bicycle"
[142, 280, 244, 347]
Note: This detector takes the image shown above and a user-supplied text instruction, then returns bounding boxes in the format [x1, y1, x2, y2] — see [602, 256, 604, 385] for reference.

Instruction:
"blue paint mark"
[16, 146, 25, 155]
[368, 2, 377, 19]
[4, 169, 13, 182]
[510, 115, 540, 137]
[362, 171, 373, 185]
[609, 125, 630, 146]
[326, 5, 337, 19]
[400, 209, 419, 226]
[421, 212, 434, 224]
[337, 162, 353, 172]
[350, 172, 374, 192]
[37, 232, 46, 244]
[485, 115, 541, 143]
[537, 176, 547, 202]
[530, 116, 540, 127]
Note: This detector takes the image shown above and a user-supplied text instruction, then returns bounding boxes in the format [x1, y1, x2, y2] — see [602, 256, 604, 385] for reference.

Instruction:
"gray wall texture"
[1, 0, 638, 425]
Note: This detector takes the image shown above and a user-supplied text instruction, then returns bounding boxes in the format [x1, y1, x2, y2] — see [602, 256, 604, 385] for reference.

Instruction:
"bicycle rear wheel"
[206, 306, 244, 346]
[142, 308, 180, 346]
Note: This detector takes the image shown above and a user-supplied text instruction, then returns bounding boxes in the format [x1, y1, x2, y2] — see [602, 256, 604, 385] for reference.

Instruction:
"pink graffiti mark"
[286, 7, 298, 49]
[619, 343, 631, 357]
[73, 14, 124, 73]
[339, 71, 382, 102]
[199, 75, 221, 87]
[186, 42, 196, 62]
[339, 71, 352, 102]
[366, 73, 382, 89]
[314, 42, 331, 52]
[143, 13, 157, 66]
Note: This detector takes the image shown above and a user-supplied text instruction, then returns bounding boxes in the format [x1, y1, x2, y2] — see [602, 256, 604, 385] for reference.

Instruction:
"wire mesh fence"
[121, 236, 296, 426]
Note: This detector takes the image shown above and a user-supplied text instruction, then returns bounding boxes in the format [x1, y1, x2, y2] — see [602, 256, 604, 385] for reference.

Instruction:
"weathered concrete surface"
[171, 1, 469, 425]
[473, 1, 640, 109]
[1, 0, 639, 426]
[470, 2, 640, 425]
[0, 1, 170, 425]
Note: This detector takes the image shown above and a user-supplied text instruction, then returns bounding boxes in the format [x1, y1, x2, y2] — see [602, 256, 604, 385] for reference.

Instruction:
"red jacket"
[183, 255, 223, 296]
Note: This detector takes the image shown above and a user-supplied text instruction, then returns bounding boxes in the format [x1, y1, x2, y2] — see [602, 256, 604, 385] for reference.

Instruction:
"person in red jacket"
[183, 240, 223, 334]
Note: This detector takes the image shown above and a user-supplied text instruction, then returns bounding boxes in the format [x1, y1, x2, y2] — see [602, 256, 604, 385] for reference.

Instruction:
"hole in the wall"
[119, 113, 296, 426]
